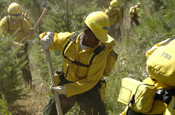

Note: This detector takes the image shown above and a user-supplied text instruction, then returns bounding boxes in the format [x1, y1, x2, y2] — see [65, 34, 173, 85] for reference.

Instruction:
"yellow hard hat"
[110, 0, 118, 9]
[136, 2, 141, 8]
[84, 11, 110, 42]
[7, 2, 22, 19]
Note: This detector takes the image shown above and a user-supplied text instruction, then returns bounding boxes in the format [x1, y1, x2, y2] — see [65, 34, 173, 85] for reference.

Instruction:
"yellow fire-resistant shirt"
[0, 15, 32, 44]
[39, 32, 107, 98]
[129, 6, 142, 20]
[105, 7, 122, 26]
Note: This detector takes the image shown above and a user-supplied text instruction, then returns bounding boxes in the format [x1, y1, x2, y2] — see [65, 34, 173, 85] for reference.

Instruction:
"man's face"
[83, 28, 100, 48]
[10, 15, 20, 23]
[110, 6, 115, 10]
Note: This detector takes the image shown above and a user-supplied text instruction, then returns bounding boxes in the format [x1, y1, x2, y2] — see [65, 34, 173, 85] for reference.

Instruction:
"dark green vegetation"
[0, 0, 175, 114]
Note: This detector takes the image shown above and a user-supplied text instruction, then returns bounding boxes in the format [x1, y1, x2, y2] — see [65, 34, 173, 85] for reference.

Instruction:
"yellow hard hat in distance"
[8, 2, 22, 19]
[136, 2, 141, 8]
[84, 11, 110, 42]
[110, 0, 118, 9]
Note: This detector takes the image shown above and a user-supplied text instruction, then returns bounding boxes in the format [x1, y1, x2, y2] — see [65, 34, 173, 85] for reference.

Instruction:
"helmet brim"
[11, 15, 22, 19]
[94, 32, 108, 42]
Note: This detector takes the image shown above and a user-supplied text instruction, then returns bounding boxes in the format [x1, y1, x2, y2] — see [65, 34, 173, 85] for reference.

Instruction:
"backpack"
[128, 83, 157, 113]
[118, 77, 169, 115]
[102, 7, 107, 12]
[62, 31, 118, 76]
[118, 78, 157, 112]
[146, 36, 175, 87]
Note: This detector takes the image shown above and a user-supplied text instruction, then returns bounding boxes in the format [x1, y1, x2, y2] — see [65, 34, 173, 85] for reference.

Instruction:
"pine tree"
[0, 0, 11, 19]
[42, 0, 99, 32]
[0, 34, 27, 107]
[0, 94, 11, 115]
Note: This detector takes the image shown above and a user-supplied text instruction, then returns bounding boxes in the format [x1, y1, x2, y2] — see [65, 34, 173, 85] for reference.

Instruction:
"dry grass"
[11, 79, 49, 115]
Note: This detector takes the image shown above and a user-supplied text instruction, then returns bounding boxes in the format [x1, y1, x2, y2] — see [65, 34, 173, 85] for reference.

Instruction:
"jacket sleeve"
[64, 52, 107, 97]
[117, 9, 122, 24]
[0, 17, 9, 39]
[39, 32, 74, 50]
[22, 18, 33, 40]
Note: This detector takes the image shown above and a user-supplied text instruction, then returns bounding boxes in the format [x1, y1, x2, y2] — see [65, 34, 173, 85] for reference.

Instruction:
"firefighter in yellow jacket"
[0, 2, 33, 86]
[40, 11, 111, 115]
[119, 37, 175, 115]
[129, 2, 142, 27]
[104, 0, 122, 41]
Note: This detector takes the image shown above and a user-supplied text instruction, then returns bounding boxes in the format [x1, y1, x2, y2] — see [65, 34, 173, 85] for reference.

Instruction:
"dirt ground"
[11, 80, 49, 115]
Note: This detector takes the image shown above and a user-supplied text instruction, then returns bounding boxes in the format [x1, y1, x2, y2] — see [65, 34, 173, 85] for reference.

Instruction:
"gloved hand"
[15, 42, 25, 50]
[114, 23, 120, 29]
[40, 31, 54, 52]
[50, 83, 67, 95]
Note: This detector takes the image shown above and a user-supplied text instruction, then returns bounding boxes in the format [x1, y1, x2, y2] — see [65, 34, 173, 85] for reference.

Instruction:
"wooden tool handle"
[45, 50, 63, 115]
[23, 8, 48, 45]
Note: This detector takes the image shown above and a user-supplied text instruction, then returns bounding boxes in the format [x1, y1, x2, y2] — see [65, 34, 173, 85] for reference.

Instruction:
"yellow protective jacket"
[104, 7, 122, 26]
[0, 15, 32, 44]
[39, 32, 107, 98]
[129, 6, 141, 20]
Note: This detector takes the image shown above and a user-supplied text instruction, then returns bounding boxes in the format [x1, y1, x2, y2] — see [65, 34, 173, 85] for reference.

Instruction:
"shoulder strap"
[20, 18, 24, 32]
[110, 10, 118, 17]
[89, 44, 105, 65]
[62, 31, 90, 67]
[161, 36, 175, 46]
[62, 31, 105, 67]
[6, 16, 10, 31]
[62, 31, 81, 56]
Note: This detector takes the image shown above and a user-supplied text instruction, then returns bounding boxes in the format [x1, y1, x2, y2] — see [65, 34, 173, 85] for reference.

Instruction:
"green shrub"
[0, 34, 27, 107]
[0, 93, 11, 115]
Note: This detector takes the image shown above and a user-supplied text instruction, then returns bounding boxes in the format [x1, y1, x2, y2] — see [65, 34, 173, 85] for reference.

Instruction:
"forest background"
[1, 0, 175, 115]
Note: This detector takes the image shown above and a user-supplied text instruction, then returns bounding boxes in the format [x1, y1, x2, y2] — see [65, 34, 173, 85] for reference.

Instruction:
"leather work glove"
[114, 23, 120, 29]
[15, 42, 25, 50]
[50, 83, 67, 95]
[40, 31, 54, 52]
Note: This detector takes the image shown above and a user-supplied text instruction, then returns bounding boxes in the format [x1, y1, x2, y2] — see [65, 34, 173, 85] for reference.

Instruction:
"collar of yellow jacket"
[63, 32, 101, 61]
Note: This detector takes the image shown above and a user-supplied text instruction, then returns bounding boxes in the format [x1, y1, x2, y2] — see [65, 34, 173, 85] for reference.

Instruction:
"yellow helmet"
[136, 2, 141, 8]
[84, 11, 110, 42]
[110, 0, 118, 9]
[7, 2, 22, 19]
